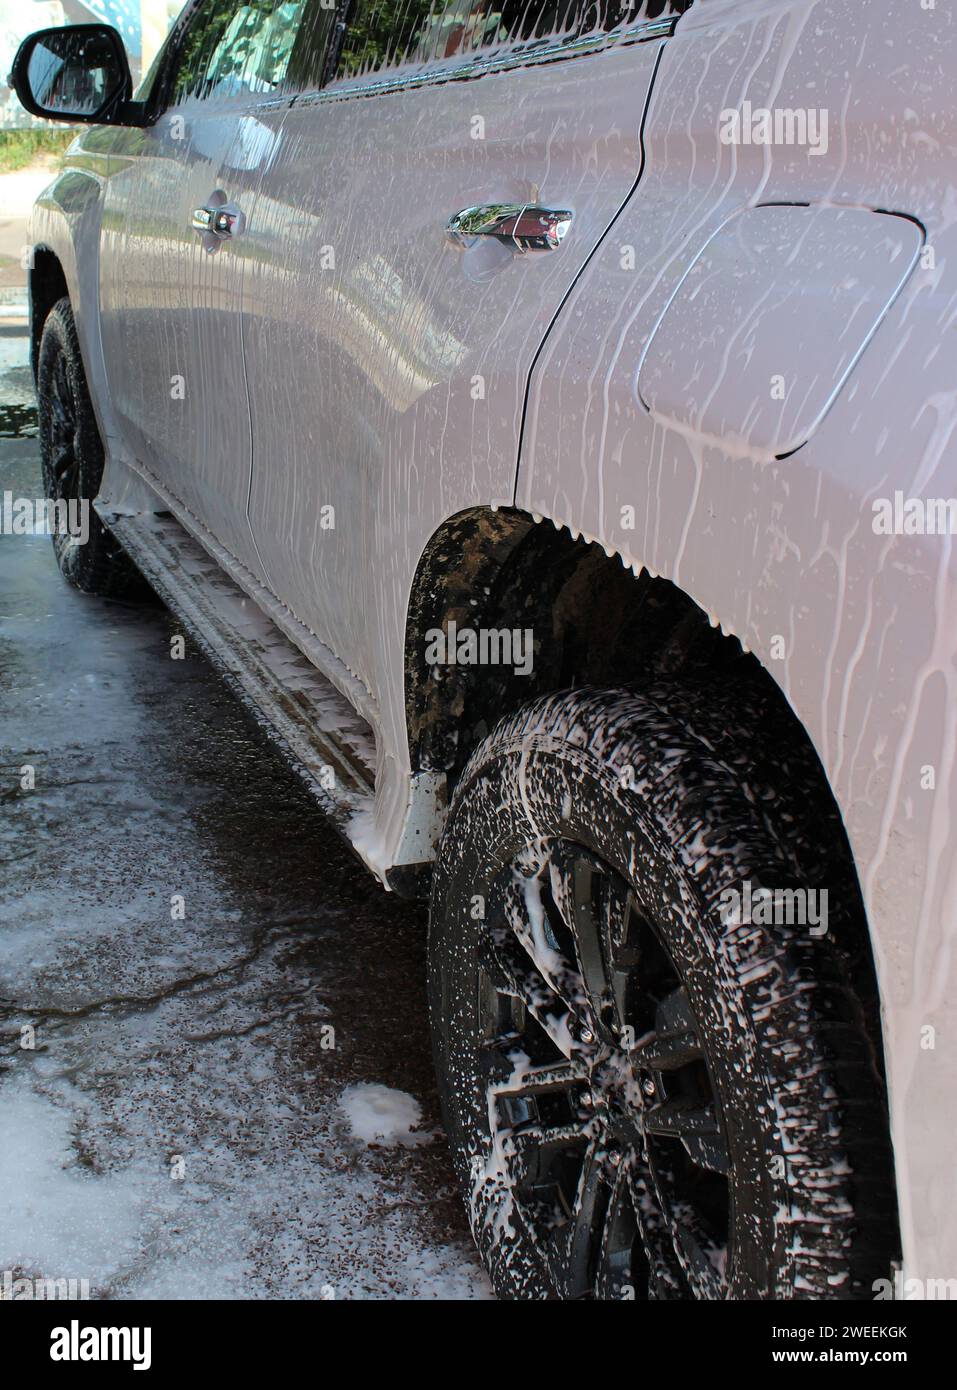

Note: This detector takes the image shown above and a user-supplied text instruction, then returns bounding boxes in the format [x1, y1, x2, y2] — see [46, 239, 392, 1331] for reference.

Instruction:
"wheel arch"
[29, 245, 70, 379]
[405, 505, 841, 806]
[403, 504, 898, 1250]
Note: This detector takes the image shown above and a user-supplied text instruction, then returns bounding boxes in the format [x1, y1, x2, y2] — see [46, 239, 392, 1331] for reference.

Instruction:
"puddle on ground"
[0, 402, 37, 439]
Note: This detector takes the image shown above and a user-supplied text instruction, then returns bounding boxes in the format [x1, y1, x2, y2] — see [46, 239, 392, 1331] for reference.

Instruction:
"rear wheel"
[428, 685, 895, 1299]
[37, 296, 145, 599]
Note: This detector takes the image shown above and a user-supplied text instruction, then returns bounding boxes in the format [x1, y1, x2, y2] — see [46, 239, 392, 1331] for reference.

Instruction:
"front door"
[240, 4, 676, 710]
[99, 0, 334, 580]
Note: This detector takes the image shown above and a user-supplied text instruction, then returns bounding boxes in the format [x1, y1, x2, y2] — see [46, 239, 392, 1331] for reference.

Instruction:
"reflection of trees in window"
[211, 5, 295, 89]
[336, 0, 693, 80]
[173, 0, 243, 100]
[338, 0, 440, 76]
[166, 0, 694, 104]
[172, 0, 335, 101]
[496, 0, 694, 41]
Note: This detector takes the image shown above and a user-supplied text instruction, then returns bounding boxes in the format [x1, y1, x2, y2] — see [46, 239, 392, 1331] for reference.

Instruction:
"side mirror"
[10, 24, 132, 124]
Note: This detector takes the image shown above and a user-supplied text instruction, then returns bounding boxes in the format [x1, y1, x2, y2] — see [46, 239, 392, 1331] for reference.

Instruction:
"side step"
[106, 512, 377, 835]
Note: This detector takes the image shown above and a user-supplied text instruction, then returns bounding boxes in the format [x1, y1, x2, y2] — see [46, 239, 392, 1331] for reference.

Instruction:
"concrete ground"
[0, 316, 489, 1300]
[0, 160, 54, 292]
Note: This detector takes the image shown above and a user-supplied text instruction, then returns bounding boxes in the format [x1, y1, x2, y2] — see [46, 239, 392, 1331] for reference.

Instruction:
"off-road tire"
[428, 685, 896, 1300]
[37, 296, 145, 599]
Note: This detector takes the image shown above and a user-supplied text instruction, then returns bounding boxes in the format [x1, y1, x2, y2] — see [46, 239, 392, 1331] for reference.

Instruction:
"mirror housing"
[10, 24, 136, 125]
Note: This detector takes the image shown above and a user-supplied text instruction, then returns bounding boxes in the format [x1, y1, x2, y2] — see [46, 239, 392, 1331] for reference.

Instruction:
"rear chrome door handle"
[447, 203, 573, 253]
[191, 201, 245, 241]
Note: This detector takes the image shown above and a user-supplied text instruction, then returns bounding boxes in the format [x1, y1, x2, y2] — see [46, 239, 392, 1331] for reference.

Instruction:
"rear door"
[99, 0, 334, 579]
[240, 3, 678, 709]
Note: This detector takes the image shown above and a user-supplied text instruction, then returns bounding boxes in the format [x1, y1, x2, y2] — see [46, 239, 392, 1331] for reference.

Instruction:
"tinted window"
[172, 0, 336, 101]
[335, 0, 691, 80]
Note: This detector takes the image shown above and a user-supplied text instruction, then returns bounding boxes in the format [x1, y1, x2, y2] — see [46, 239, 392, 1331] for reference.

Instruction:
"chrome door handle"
[447, 203, 573, 253]
[191, 201, 245, 240]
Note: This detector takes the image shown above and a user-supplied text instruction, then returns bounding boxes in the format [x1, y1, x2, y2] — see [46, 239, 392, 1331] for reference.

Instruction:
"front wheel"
[37, 297, 145, 599]
[428, 686, 895, 1300]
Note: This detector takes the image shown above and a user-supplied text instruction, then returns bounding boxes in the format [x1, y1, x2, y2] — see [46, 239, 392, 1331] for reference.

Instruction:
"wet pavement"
[0, 320, 490, 1299]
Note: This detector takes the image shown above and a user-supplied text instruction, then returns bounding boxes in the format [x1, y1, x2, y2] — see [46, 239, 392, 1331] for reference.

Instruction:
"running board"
[106, 513, 377, 836]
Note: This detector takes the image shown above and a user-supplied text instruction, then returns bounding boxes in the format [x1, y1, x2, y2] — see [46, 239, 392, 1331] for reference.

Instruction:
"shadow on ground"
[0, 324, 489, 1300]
